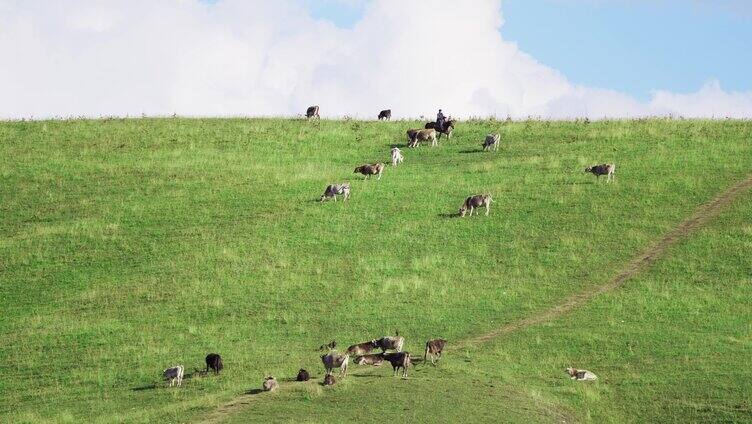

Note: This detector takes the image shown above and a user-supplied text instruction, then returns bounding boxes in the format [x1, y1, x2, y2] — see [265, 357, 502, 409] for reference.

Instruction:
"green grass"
[0, 118, 750, 423]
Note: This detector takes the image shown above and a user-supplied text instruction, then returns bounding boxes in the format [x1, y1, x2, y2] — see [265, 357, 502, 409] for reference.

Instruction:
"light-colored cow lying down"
[391, 147, 404, 166]
[354, 353, 385, 366]
[459, 194, 493, 217]
[483, 133, 500, 151]
[566, 367, 598, 381]
[163, 365, 184, 387]
[320, 183, 350, 202]
[262, 376, 278, 391]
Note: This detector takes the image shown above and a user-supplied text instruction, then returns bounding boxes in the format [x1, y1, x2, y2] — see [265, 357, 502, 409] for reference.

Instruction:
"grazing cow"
[320, 184, 350, 202]
[425, 119, 455, 139]
[205, 353, 223, 375]
[459, 194, 493, 217]
[391, 147, 404, 167]
[375, 331, 404, 353]
[321, 352, 350, 377]
[262, 376, 278, 391]
[408, 128, 438, 148]
[383, 352, 411, 378]
[566, 367, 598, 381]
[163, 365, 184, 387]
[354, 353, 385, 366]
[585, 163, 615, 182]
[319, 340, 337, 351]
[354, 163, 385, 180]
[323, 374, 336, 386]
[306, 105, 320, 120]
[296, 369, 310, 382]
[424, 339, 447, 365]
[406, 129, 420, 144]
[483, 133, 500, 151]
[346, 340, 378, 356]
[378, 109, 392, 121]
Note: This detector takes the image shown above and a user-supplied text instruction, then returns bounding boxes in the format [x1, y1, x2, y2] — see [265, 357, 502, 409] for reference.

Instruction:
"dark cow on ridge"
[306, 105, 320, 120]
[205, 353, 223, 375]
[378, 109, 392, 121]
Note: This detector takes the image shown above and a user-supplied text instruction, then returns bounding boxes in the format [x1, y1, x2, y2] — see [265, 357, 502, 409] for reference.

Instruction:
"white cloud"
[1, 0, 750, 119]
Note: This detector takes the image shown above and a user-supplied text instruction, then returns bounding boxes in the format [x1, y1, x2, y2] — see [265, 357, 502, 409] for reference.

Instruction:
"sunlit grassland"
[0, 118, 749, 423]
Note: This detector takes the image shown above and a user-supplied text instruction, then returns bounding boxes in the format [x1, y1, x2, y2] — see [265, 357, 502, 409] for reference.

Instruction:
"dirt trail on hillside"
[458, 174, 752, 347]
[200, 174, 752, 424]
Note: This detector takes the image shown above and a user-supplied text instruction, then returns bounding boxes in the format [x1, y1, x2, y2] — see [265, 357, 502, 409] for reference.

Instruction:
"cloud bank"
[1, 0, 751, 119]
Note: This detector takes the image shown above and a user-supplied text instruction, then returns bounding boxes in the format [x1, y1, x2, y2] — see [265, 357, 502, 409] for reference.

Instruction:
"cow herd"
[161, 334, 444, 389]
[158, 107, 612, 392]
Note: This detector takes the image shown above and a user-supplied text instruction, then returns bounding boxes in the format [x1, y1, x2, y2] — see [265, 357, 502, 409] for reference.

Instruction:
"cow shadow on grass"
[244, 388, 264, 395]
[458, 149, 484, 154]
[437, 212, 460, 219]
[131, 384, 158, 391]
[386, 143, 411, 149]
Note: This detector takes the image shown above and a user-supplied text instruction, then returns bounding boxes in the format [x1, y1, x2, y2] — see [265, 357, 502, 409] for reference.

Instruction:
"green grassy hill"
[1, 118, 750, 423]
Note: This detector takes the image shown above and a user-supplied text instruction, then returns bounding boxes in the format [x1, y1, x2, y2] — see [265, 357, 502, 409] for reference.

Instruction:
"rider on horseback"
[436, 109, 446, 132]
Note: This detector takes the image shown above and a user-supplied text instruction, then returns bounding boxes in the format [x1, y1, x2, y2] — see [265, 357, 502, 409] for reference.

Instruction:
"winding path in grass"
[199, 174, 752, 424]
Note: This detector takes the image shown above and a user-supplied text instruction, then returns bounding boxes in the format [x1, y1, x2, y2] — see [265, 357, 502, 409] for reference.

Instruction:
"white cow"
[391, 147, 404, 167]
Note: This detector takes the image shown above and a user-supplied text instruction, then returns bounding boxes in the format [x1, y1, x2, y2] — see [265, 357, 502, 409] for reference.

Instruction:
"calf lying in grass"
[565, 367, 598, 381]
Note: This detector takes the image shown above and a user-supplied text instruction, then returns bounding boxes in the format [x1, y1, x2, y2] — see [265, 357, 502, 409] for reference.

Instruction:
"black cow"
[205, 353, 223, 375]
[378, 109, 392, 121]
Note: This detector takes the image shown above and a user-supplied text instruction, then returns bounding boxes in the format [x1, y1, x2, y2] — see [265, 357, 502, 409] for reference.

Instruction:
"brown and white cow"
[566, 367, 598, 381]
[459, 194, 493, 217]
[321, 352, 349, 377]
[407, 128, 438, 148]
[346, 340, 378, 356]
[354, 163, 385, 180]
[424, 339, 447, 365]
[375, 331, 404, 353]
[354, 353, 385, 366]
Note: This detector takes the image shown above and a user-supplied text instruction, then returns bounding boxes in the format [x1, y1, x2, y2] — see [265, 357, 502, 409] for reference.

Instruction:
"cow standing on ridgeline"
[306, 106, 320, 120]
[378, 109, 392, 121]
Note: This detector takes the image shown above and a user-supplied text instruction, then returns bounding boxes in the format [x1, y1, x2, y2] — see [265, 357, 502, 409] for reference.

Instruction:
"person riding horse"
[436, 109, 446, 132]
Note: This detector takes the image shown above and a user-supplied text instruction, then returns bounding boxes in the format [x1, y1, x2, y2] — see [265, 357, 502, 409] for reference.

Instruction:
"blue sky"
[303, 0, 752, 101]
